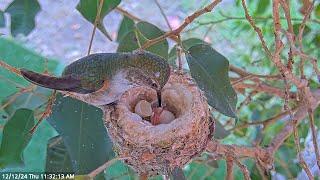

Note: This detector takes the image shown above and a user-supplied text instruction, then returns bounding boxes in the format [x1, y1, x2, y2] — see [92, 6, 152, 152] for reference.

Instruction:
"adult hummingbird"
[20, 50, 170, 106]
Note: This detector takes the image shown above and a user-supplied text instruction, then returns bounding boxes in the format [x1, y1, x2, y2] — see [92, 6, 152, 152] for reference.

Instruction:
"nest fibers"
[103, 72, 214, 176]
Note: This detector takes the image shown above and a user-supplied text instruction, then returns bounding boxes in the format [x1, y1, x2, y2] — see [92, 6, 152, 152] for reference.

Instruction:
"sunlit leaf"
[314, 4, 320, 19]
[76, 0, 121, 39]
[117, 21, 169, 59]
[47, 94, 114, 174]
[5, 0, 40, 36]
[254, 0, 270, 15]
[293, 23, 311, 36]
[117, 16, 135, 42]
[0, 108, 34, 168]
[313, 34, 320, 47]
[186, 44, 237, 117]
[45, 135, 73, 173]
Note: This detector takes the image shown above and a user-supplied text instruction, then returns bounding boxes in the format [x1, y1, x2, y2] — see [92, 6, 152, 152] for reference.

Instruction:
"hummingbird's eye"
[151, 82, 158, 88]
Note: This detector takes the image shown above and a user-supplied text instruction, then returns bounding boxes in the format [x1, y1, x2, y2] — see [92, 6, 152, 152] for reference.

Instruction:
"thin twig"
[229, 65, 280, 79]
[279, 0, 294, 74]
[240, 0, 272, 59]
[176, 35, 183, 71]
[297, 1, 314, 49]
[29, 90, 57, 134]
[0, 60, 22, 77]
[141, 0, 222, 49]
[267, 89, 320, 154]
[231, 74, 254, 85]
[154, 0, 172, 31]
[134, 30, 142, 48]
[87, 0, 105, 55]
[236, 91, 257, 112]
[231, 109, 294, 131]
[293, 123, 314, 179]
[226, 156, 234, 180]
[115, 7, 142, 22]
[206, 140, 269, 163]
[308, 109, 320, 172]
[0, 75, 25, 88]
[233, 81, 295, 98]
[297, 1, 316, 80]
[0, 85, 35, 110]
[186, 15, 320, 32]
[234, 159, 251, 180]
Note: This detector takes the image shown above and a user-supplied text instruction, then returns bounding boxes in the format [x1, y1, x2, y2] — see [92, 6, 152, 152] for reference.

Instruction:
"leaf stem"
[87, 0, 105, 55]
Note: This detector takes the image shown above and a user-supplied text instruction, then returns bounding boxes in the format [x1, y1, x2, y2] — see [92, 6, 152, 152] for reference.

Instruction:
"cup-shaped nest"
[103, 72, 214, 176]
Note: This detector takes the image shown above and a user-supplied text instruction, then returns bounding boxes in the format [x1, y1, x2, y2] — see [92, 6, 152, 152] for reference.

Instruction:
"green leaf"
[254, 0, 270, 15]
[5, 0, 40, 37]
[0, 108, 34, 168]
[0, 37, 58, 172]
[313, 34, 320, 47]
[315, 4, 320, 19]
[0, 10, 5, 27]
[117, 16, 135, 42]
[105, 160, 136, 179]
[76, 0, 121, 38]
[2, 87, 52, 116]
[293, 23, 311, 36]
[0, 37, 58, 101]
[168, 38, 209, 67]
[186, 44, 237, 117]
[47, 94, 114, 174]
[45, 135, 73, 173]
[136, 22, 169, 59]
[206, 159, 219, 168]
[117, 31, 139, 52]
[117, 21, 169, 59]
[214, 121, 230, 139]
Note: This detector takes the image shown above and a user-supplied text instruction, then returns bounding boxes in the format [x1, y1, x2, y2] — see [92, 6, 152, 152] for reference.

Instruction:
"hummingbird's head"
[126, 50, 171, 107]
[126, 70, 164, 107]
[131, 50, 171, 90]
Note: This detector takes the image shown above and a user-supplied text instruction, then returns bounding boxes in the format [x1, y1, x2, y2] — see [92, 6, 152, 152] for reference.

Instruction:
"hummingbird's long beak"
[157, 90, 162, 107]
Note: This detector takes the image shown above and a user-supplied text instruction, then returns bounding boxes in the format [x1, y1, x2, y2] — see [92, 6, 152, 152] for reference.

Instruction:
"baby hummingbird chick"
[20, 50, 170, 106]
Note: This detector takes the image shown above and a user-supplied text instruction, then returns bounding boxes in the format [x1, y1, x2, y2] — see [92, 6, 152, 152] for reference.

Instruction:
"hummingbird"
[20, 50, 170, 107]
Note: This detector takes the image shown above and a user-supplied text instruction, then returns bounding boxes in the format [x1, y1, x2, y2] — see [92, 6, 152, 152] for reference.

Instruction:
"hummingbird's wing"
[20, 69, 97, 94]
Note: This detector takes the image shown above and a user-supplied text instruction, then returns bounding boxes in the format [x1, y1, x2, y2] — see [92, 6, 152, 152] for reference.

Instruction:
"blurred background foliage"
[0, 0, 319, 179]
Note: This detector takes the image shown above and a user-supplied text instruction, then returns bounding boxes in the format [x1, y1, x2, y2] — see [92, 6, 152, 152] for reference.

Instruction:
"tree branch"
[141, 0, 222, 49]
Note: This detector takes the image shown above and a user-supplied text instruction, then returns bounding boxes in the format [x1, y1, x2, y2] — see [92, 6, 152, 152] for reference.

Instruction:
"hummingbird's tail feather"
[20, 69, 92, 94]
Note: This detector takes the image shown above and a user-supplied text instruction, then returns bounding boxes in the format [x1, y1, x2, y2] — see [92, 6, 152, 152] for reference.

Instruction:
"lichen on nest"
[103, 72, 214, 176]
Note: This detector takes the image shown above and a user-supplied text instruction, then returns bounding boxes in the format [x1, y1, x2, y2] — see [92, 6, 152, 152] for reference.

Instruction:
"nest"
[103, 72, 214, 176]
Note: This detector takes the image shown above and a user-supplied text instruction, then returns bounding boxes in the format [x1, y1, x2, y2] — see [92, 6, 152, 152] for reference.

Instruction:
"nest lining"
[103, 72, 214, 176]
